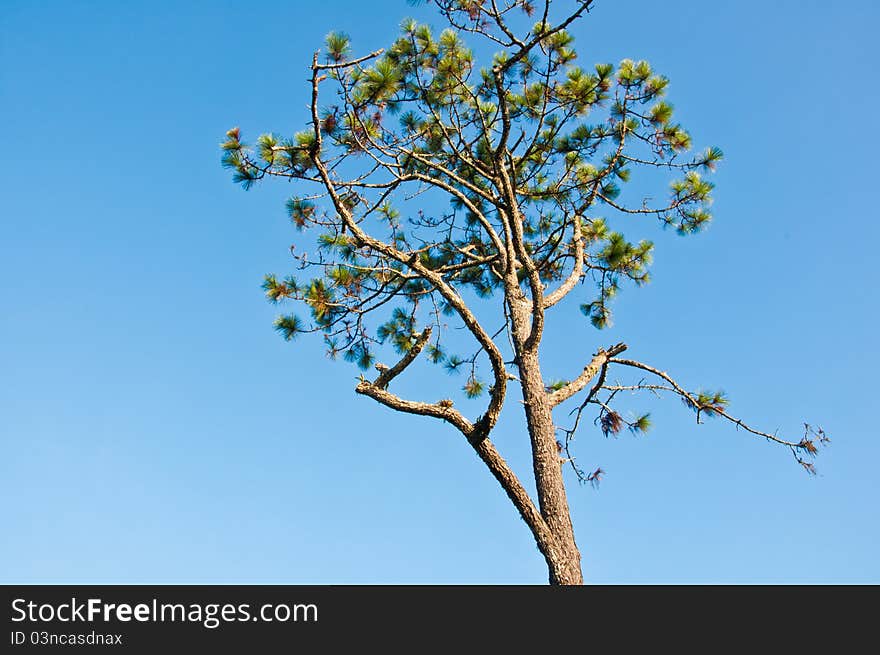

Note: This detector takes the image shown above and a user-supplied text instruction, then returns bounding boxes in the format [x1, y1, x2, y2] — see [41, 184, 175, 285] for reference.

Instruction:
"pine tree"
[223, 0, 826, 585]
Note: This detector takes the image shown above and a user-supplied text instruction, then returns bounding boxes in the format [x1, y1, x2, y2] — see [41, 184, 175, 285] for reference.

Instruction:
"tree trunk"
[517, 349, 584, 585]
[506, 287, 583, 585]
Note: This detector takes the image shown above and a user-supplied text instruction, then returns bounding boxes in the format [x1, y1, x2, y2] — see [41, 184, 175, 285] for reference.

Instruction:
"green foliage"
[630, 413, 651, 434]
[580, 301, 612, 329]
[304, 279, 337, 327]
[686, 389, 730, 417]
[444, 355, 464, 374]
[220, 127, 258, 190]
[286, 198, 316, 230]
[355, 58, 403, 106]
[274, 314, 303, 341]
[222, 0, 723, 400]
[344, 341, 375, 370]
[699, 146, 724, 171]
[463, 375, 485, 398]
[325, 32, 351, 62]
[377, 307, 417, 354]
[262, 274, 298, 303]
[427, 344, 446, 364]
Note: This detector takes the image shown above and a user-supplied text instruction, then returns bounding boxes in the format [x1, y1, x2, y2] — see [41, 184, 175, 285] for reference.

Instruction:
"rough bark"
[516, 349, 583, 584]
[507, 290, 583, 585]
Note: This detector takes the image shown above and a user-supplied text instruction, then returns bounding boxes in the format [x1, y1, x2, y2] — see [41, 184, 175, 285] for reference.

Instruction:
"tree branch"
[549, 343, 628, 407]
[543, 216, 585, 309]
[608, 357, 808, 450]
[372, 327, 433, 390]
[354, 324, 565, 572]
[355, 380, 475, 436]
[467, 433, 567, 574]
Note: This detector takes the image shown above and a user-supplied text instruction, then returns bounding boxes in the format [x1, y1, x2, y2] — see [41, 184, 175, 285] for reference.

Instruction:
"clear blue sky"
[2, 0, 878, 584]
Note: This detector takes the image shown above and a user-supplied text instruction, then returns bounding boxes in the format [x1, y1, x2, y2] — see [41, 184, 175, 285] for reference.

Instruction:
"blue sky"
[2, 0, 878, 584]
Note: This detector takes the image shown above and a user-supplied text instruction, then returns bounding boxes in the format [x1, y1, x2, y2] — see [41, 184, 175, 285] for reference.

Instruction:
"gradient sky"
[2, 0, 878, 584]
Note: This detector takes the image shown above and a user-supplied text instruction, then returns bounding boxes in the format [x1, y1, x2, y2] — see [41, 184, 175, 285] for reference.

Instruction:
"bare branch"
[609, 357, 807, 450]
[372, 327, 433, 390]
[314, 48, 385, 71]
[543, 216, 585, 308]
[355, 379, 474, 435]
[549, 343, 628, 407]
